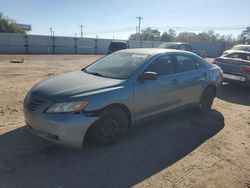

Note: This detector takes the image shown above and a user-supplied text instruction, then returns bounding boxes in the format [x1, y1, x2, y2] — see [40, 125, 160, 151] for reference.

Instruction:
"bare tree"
[0, 13, 25, 34]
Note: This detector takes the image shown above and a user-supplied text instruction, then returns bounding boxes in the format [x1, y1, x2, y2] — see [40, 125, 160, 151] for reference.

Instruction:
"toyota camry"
[24, 49, 222, 148]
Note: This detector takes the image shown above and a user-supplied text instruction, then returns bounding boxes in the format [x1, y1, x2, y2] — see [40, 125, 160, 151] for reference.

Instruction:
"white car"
[222, 44, 250, 56]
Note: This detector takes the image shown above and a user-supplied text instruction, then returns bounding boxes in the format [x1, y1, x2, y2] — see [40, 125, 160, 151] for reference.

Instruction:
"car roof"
[233, 44, 250, 47]
[225, 50, 250, 55]
[118, 48, 191, 55]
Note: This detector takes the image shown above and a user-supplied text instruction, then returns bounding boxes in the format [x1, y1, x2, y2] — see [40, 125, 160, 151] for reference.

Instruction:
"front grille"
[25, 96, 44, 111]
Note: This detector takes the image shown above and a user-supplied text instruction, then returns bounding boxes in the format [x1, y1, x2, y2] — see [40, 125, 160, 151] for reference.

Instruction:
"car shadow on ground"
[217, 83, 250, 106]
[0, 109, 224, 188]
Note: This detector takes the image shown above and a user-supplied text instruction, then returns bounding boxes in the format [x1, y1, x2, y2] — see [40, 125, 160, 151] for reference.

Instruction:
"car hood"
[30, 70, 124, 100]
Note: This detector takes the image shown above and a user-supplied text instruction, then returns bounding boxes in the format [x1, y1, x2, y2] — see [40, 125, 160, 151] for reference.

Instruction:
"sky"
[0, 0, 249, 39]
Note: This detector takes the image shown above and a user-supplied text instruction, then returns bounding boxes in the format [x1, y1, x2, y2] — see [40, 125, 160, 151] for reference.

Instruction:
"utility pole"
[50, 27, 53, 36]
[136, 16, 143, 34]
[79, 25, 84, 38]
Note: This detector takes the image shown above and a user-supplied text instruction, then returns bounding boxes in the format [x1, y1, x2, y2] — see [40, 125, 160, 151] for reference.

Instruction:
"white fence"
[0, 33, 231, 57]
[0, 33, 162, 55]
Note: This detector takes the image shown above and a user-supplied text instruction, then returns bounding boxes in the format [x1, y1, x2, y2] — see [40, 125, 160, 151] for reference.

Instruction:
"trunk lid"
[215, 57, 250, 74]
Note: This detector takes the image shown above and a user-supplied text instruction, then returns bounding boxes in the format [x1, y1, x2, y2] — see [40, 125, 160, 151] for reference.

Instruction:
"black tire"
[198, 87, 215, 113]
[90, 106, 129, 146]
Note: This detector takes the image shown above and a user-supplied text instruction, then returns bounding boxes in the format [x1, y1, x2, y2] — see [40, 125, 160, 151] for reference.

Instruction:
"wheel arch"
[83, 103, 132, 145]
[100, 103, 132, 126]
[198, 83, 216, 103]
[199, 83, 217, 104]
[206, 83, 217, 96]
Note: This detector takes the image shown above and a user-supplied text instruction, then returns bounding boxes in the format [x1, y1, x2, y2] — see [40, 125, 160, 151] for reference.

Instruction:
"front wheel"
[198, 87, 215, 113]
[89, 107, 129, 146]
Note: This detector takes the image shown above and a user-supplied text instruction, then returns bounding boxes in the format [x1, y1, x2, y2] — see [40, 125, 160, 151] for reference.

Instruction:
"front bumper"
[24, 108, 98, 148]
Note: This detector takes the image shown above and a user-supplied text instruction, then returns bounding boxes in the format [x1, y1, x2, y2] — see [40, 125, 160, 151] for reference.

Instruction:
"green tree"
[129, 27, 161, 41]
[129, 26, 238, 44]
[240, 26, 250, 43]
[168, 29, 176, 41]
[176, 32, 197, 42]
[219, 34, 236, 43]
[196, 32, 210, 41]
[160, 29, 176, 42]
[128, 33, 140, 40]
[161, 32, 171, 42]
[0, 13, 25, 34]
[141, 27, 161, 41]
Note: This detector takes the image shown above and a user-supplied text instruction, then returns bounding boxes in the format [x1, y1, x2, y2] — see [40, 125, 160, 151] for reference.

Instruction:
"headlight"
[46, 101, 90, 113]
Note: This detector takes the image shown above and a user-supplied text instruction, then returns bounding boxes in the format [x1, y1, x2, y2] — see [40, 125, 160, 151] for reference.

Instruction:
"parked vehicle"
[108, 41, 128, 54]
[222, 44, 250, 56]
[24, 49, 222, 148]
[212, 51, 250, 86]
[158, 42, 206, 58]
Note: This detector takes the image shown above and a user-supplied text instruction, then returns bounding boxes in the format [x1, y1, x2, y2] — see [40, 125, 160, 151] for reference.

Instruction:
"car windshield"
[83, 52, 148, 79]
[231, 45, 250, 51]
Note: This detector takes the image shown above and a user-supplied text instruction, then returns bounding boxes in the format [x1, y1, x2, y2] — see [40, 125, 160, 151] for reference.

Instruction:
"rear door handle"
[172, 79, 178, 84]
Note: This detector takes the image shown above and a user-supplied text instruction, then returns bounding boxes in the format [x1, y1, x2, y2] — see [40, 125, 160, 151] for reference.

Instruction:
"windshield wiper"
[83, 70, 109, 78]
[83, 69, 124, 79]
[90, 72, 108, 77]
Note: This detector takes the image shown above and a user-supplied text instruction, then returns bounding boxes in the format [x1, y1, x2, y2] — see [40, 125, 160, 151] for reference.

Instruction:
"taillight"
[240, 66, 250, 72]
[211, 60, 220, 65]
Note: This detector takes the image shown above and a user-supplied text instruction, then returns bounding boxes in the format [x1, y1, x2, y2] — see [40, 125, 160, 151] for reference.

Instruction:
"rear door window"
[175, 55, 197, 73]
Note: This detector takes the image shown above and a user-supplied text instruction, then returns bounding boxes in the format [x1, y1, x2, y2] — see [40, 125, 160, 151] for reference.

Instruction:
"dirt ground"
[0, 55, 249, 188]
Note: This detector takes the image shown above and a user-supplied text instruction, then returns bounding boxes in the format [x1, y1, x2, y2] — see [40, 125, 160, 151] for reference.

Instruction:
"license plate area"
[223, 73, 246, 81]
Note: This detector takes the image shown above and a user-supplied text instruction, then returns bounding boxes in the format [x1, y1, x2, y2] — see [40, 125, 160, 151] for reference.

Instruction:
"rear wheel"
[90, 106, 129, 146]
[198, 87, 215, 113]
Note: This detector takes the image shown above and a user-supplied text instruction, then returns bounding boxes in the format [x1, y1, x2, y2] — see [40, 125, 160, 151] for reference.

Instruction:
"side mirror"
[139, 71, 158, 81]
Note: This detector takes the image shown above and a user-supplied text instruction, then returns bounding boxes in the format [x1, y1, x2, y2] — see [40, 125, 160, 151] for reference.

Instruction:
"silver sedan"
[24, 49, 222, 148]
